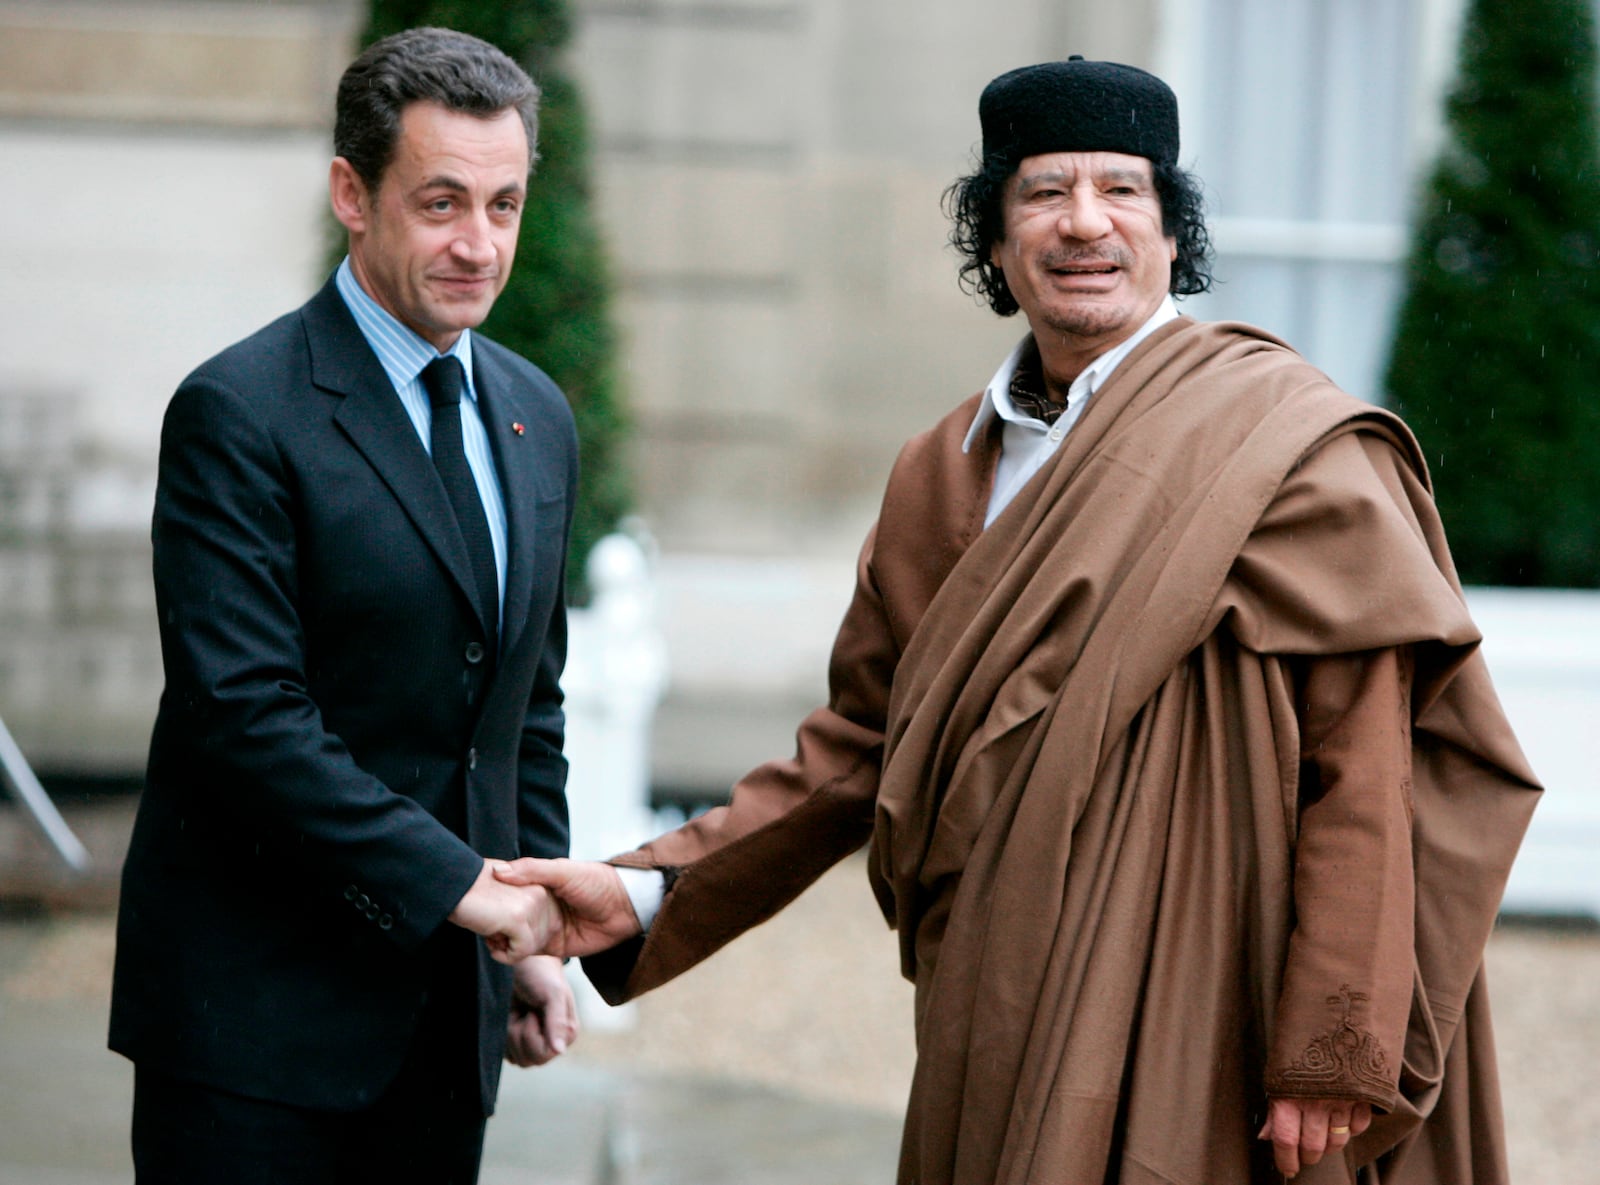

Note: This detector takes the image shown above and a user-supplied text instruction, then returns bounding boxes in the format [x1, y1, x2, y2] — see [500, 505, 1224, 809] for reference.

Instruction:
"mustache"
[1039, 247, 1132, 270]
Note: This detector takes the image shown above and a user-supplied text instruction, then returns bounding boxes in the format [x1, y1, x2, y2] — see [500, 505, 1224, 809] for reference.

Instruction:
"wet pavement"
[3, 798, 1598, 1184]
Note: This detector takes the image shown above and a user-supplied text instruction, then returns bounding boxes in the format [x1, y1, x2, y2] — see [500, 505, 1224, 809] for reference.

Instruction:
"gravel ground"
[573, 854, 1600, 1182]
[1482, 925, 1600, 1181]
[6, 852, 1595, 1181]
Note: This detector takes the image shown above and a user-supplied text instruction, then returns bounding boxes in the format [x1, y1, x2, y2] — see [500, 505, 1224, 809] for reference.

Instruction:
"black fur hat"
[979, 56, 1179, 169]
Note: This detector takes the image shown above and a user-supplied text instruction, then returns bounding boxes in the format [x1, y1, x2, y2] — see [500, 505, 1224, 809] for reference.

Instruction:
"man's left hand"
[504, 954, 578, 1067]
[1259, 1097, 1371, 1178]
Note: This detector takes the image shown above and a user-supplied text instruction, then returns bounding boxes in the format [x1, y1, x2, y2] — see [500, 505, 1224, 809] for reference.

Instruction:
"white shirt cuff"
[613, 865, 666, 932]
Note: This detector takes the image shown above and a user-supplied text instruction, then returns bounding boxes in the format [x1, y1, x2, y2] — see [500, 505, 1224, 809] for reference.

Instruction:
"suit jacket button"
[379, 914, 394, 931]
[366, 905, 380, 921]
[465, 642, 486, 665]
[467, 747, 478, 771]
[344, 884, 359, 901]
[356, 893, 371, 909]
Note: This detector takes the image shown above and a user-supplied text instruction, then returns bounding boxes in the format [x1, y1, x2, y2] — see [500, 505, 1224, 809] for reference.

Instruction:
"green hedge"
[1385, 0, 1600, 587]
[357, 1, 630, 603]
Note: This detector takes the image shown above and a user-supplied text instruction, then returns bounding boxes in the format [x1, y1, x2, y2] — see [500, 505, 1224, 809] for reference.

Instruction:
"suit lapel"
[474, 347, 543, 660]
[302, 282, 487, 635]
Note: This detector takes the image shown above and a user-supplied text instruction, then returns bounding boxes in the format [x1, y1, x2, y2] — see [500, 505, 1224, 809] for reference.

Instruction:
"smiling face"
[330, 100, 530, 351]
[990, 151, 1176, 376]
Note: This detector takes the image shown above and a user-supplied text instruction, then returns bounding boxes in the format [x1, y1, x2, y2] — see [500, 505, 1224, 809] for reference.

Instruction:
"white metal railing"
[0, 712, 90, 873]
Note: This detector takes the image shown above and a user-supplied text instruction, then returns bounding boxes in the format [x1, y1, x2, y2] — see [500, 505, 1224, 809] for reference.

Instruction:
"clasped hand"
[492, 857, 643, 958]
[447, 860, 559, 964]
[449, 857, 642, 964]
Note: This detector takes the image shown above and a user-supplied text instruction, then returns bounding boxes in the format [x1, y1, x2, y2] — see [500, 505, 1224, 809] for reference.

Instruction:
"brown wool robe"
[584, 318, 1541, 1184]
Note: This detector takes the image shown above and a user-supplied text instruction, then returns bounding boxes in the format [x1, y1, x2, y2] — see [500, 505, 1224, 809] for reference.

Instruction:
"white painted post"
[562, 532, 668, 862]
[560, 530, 669, 1030]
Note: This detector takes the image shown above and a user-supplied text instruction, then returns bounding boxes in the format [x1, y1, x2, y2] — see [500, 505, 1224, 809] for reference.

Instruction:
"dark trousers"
[132, 955, 487, 1184]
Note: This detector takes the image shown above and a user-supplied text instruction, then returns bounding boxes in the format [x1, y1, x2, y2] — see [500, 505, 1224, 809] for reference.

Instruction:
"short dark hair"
[943, 155, 1214, 316]
[335, 27, 541, 191]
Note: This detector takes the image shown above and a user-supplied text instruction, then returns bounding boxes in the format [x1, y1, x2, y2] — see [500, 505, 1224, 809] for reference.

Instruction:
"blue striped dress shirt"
[334, 258, 508, 614]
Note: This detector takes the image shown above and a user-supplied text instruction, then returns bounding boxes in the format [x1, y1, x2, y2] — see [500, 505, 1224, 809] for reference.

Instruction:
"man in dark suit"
[110, 27, 577, 1183]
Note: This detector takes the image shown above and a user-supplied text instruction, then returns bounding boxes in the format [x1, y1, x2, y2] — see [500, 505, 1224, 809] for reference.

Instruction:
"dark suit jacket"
[110, 276, 578, 1113]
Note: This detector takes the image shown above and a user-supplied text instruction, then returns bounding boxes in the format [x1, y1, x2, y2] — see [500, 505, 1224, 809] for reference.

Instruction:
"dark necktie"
[421, 356, 499, 645]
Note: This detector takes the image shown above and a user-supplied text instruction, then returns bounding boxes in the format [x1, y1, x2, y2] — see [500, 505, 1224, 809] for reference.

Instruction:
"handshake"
[447, 857, 641, 965]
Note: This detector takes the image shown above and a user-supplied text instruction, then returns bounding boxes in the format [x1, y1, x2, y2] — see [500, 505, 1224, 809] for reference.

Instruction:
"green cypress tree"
[356, 1, 630, 602]
[1385, 0, 1600, 587]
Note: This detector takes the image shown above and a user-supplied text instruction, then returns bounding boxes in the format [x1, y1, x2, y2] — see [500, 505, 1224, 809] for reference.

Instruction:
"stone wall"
[568, 0, 1155, 557]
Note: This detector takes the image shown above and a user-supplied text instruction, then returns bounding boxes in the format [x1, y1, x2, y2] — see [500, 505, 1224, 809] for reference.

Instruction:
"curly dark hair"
[335, 27, 541, 191]
[944, 154, 1214, 316]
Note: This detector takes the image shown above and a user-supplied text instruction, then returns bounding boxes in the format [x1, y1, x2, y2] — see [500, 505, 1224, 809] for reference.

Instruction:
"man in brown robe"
[500, 59, 1540, 1184]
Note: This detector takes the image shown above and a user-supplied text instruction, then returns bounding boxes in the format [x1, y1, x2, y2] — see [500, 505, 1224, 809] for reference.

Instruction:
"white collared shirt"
[963, 297, 1179, 527]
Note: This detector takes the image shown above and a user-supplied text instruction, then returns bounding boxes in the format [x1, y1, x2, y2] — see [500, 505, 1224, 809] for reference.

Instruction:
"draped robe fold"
[587, 318, 1540, 1184]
